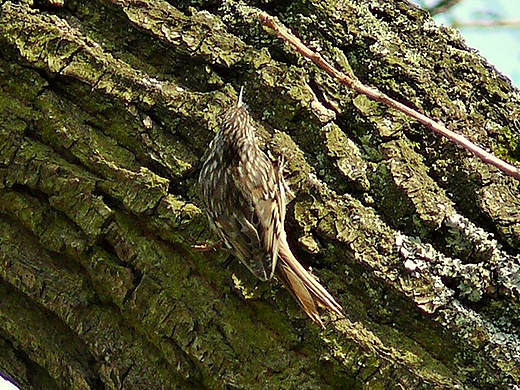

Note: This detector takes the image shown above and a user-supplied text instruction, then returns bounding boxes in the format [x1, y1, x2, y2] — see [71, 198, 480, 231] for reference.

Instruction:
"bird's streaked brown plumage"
[199, 87, 343, 326]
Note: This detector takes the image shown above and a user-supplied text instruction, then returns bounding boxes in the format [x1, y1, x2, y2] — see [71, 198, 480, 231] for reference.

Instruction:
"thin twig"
[259, 12, 520, 180]
[453, 19, 520, 28]
[428, 0, 464, 16]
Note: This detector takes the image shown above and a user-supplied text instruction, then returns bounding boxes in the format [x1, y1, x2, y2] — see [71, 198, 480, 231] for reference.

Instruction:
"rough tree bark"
[1, 0, 519, 389]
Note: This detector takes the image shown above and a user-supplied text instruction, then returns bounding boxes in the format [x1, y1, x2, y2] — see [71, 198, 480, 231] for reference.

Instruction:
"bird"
[198, 87, 343, 326]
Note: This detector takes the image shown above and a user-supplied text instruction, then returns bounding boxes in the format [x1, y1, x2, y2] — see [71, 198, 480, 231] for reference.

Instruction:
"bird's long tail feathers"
[276, 243, 343, 327]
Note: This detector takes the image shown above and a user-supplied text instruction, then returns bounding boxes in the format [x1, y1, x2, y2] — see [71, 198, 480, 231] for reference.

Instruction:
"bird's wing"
[229, 148, 285, 280]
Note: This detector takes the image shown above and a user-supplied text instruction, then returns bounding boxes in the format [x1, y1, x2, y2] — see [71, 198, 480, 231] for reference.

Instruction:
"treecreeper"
[198, 87, 343, 326]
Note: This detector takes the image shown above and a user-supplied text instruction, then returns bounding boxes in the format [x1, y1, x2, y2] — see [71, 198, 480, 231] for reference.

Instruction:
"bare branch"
[259, 12, 520, 180]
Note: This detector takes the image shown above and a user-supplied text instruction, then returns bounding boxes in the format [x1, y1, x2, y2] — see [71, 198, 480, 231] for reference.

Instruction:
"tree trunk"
[1, 0, 519, 389]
